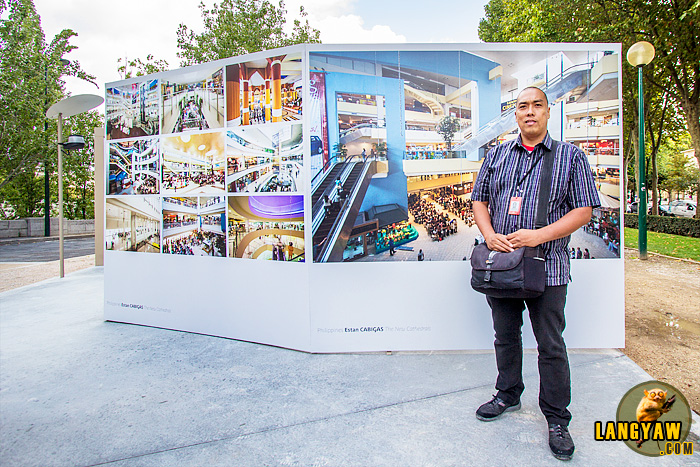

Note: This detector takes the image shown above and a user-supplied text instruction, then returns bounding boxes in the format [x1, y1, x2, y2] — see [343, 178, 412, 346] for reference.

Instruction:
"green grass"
[624, 227, 700, 261]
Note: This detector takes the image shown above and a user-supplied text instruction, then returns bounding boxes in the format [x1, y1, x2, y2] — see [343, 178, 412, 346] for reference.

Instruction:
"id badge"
[508, 196, 523, 215]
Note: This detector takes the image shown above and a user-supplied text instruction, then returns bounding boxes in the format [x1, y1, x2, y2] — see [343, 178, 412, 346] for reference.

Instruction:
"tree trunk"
[623, 126, 634, 204]
[631, 133, 639, 203]
[679, 95, 700, 218]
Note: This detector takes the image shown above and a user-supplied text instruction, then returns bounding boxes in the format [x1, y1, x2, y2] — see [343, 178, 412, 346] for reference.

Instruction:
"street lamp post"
[46, 94, 103, 277]
[627, 41, 655, 260]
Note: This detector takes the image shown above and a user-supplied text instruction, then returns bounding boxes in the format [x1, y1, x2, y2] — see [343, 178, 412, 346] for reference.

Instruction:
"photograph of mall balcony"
[161, 131, 226, 195]
[106, 79, 159, 140]
[227, 195, 304, 261]
[105, 197, 161, 253]
[225, 54, 302, 127]
[226, 123, 303, 193]
[161, 66, 224, 134]
[308, 49, 622, 263]
[107, 137, 160, 195]
[162, 196, 226, 257]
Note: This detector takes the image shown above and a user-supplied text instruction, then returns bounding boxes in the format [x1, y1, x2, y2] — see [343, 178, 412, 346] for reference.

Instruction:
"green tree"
[0, 0, 96, 219]
[373, 142, 387, 159]
[436, 116, 462, 154]
[58, 111, 103, 220]
[643, 79, 685, 213]
[658, 132, 699, 201]
[176, 0, 320, 67]
[332, 142, 347, 159]
[0, 171, 44, 218]
[117, 54, 169, 79]
[479, 0, 577, 42]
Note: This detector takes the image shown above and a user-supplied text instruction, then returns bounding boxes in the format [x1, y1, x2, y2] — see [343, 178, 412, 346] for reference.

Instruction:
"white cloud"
[282, 0, 405, 44]
[315, 15, 406, 43]
[285, 0, 358, 20]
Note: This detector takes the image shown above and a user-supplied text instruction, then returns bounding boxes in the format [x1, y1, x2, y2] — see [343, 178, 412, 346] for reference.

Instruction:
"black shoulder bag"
[470, 141, 558, 299]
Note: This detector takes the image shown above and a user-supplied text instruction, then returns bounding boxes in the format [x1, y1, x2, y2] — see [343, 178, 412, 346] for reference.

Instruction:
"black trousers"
[486, 285, 571, 426]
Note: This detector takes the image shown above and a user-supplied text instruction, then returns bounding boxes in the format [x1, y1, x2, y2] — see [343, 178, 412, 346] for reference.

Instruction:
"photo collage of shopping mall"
[105, 47, 623, 264]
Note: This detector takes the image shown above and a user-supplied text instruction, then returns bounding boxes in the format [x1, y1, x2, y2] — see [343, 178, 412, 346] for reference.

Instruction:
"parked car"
[657, 204, 675, 217]
[628, 202, 675, 216]
[668, 200, 697, 218]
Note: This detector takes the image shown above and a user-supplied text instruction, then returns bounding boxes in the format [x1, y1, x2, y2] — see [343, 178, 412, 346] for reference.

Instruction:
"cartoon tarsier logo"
[605, 380, 691, 456]
[635, 388, 676, 448]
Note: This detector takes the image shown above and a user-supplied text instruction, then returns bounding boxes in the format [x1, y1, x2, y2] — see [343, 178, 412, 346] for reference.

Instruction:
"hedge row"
[623, 213, 700, 238]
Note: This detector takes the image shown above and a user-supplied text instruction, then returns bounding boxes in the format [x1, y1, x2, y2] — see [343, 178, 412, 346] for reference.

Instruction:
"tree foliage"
[117, 54, 170, 79]
[59, 111, 103, 220]
[658, 132, 699, 200]
[479, 0, 577, 42]
[436, 116, 462, 152]
[176, 0, 320, 67]
[0, 0, 98, 219]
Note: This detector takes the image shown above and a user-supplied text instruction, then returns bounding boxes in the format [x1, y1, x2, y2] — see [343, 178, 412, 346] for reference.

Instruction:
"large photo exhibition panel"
[104, 44, 624, 353]
[307, 48, 622, 265]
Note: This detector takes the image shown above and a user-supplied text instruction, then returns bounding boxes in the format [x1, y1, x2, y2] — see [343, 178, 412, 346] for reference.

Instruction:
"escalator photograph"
[308, 48, 622, 262]
[107, 137, 160, 195]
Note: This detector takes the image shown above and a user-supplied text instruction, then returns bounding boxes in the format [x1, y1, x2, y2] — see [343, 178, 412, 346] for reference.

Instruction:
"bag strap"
[535, 139, 558, 229]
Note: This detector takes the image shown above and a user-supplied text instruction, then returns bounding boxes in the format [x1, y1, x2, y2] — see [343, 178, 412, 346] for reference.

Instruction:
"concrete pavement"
[1, 267, 698, 466]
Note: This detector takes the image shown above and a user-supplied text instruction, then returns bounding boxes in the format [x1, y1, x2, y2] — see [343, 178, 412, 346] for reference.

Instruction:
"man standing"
[470, 87, 599, 461]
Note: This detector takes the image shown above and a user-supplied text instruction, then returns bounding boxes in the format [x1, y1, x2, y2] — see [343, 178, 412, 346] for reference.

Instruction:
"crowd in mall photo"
[163, 171, 225, 191]
[409, 190, 465, 242]
[134, 174, 159, 194]
[162, 230, 225, 256]
[582, 211, 621, 256]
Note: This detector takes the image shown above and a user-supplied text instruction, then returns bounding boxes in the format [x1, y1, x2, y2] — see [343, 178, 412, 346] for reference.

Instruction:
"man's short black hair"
[517, 86, 549, 106]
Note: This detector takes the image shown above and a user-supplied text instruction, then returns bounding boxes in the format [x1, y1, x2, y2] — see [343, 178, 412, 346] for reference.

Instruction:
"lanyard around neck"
[515, 148, 544, 190]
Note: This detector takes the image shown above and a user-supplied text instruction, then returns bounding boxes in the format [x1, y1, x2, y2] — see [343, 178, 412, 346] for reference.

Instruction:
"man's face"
[515, 88, 550, 143]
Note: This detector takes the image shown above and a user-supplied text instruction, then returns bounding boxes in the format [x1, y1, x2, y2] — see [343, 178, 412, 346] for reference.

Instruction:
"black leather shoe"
[548, 423, 575, 461]
[475, 395, 521, 421]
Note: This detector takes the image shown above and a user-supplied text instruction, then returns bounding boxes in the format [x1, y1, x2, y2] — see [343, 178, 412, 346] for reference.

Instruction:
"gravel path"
[0, 255, 95, 293]
[623, 249, 700, 414]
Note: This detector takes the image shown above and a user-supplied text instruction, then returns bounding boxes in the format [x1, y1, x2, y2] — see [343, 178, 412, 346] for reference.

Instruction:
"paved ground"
[0, 235, 95, 262]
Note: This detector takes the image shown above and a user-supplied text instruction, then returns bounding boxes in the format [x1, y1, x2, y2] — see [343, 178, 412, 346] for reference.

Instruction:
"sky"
[33, 0, 489, 109]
